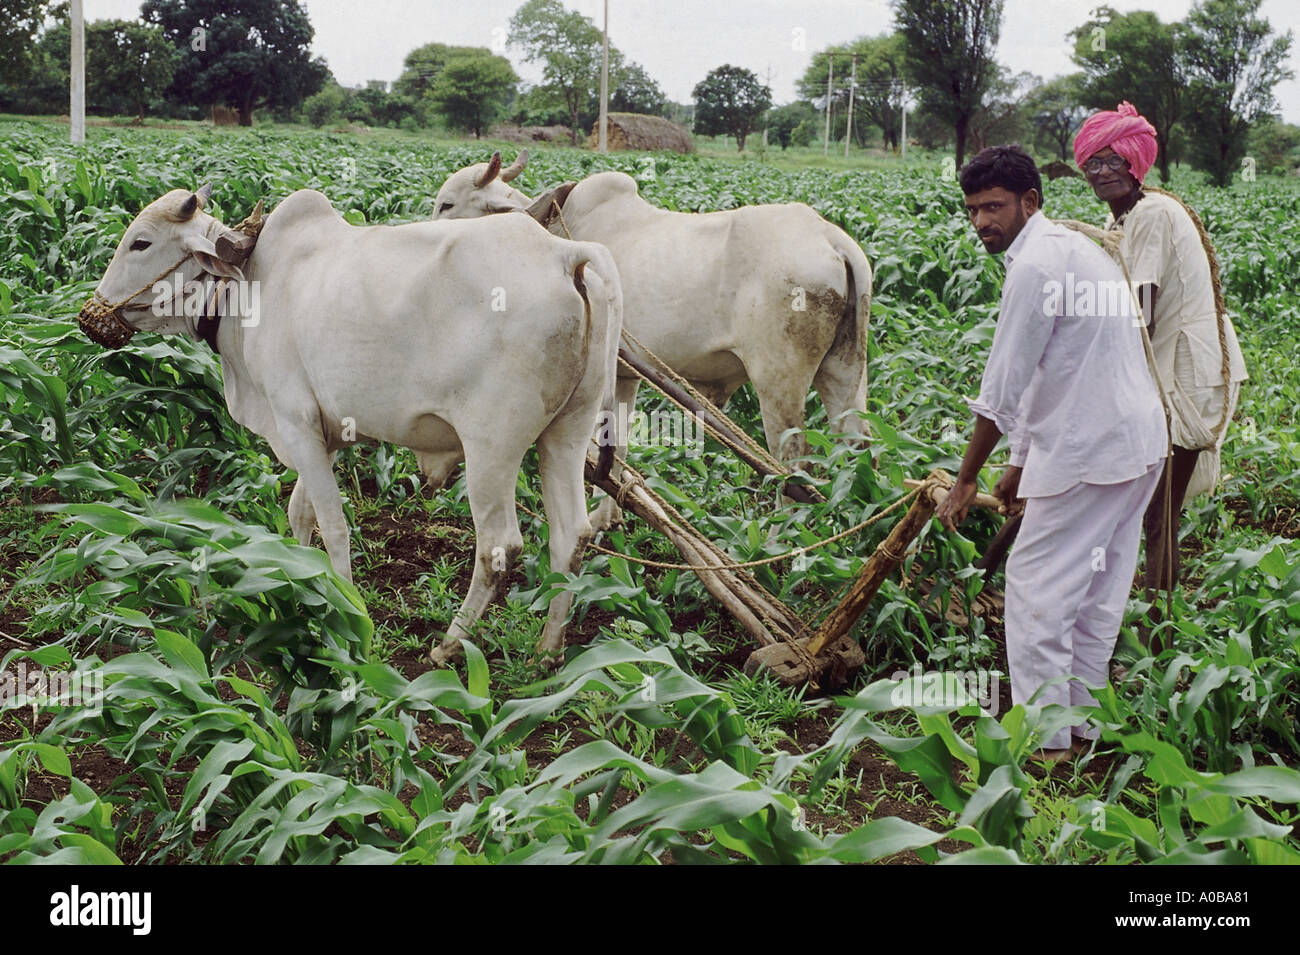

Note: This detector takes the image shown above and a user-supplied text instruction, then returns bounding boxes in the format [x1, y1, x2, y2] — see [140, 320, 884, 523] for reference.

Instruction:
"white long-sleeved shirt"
[966, 211, 1167, 499]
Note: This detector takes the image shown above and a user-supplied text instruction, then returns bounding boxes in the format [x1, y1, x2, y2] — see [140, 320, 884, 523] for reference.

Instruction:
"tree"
[693, 64, 771, 151]
[1180, 0, 1294, 186]
[510, 0, 623, 145]
[142, 0, 329, 126]
[1069, 7, 1184, 183]
[428, 49, 518, 138]
[394, 42, 482, 104]
[767, 101, 818, 149]
[1024, 74, 1086, 161]
[0, 16, 65, 114]
[301, 81, 345, 127]
[798, 34, 909, 151]
[1247, 115, 1300, 175]
[611, 61, 666, 115]
[351, 80, 412, 128]
[508, 84, 569, 127]
[893, 0, 1003, 166]
[0, 0, 49, 84]
[967, 68, 1036, 154]
[86, 20, 179, 121]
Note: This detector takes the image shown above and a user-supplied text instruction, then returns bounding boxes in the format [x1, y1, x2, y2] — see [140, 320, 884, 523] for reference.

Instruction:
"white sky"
[86, 0, 1300, 123]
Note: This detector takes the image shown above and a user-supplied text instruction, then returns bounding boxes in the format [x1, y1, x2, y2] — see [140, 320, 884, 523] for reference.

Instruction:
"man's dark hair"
[959, 144, 1045, 210]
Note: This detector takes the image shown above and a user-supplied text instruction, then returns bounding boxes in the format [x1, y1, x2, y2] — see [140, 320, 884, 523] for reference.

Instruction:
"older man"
[937, 145, 1166, 761]
[1074, 103, 1248, 621]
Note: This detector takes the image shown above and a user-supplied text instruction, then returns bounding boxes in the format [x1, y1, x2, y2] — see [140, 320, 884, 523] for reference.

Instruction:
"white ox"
[432, 152, 873, 525]
[83, 185, 622, 665]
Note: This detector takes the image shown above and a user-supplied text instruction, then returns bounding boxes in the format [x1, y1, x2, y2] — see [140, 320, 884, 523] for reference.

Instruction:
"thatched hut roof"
[1040, 160, 1079, 180]
[490, 123, 573, 144]
[588, 113, 693, 153]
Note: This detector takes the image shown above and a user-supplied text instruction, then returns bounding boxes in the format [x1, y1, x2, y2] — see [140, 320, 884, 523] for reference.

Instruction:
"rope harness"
[78, 201, 265, 353]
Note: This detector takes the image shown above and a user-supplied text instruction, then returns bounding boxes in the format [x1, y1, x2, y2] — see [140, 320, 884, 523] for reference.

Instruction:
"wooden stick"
[619, 347, 824, 504]
[903, 478, 1004, 511]
[584, 457, 792, 647]
[805, 491, 938, 657]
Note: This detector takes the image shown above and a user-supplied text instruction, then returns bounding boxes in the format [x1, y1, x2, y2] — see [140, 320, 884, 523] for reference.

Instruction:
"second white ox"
[84, 185, 622, 665]
[432, 151, 873, 523]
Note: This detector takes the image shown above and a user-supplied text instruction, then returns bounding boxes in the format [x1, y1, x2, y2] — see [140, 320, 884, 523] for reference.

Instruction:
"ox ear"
[184, 232, 245, 281]
[475, 151, 502, 188]
[500, 149, 528, 183]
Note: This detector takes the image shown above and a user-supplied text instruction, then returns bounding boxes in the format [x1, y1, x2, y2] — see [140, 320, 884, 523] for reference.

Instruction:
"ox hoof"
[428, 641, 463, 668]
[531, 645, 566, 671]
[589, 502, 625, 535]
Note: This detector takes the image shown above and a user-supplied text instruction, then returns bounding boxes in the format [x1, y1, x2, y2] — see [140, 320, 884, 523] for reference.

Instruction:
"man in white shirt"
[935, 145, 1166, 761]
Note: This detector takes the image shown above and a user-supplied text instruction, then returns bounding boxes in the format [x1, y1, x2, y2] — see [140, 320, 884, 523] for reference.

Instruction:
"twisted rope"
[1126, 185, 1234, 442]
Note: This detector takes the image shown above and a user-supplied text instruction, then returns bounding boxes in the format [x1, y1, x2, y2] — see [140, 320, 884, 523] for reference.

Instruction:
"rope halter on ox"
[77, 186, 264, 352]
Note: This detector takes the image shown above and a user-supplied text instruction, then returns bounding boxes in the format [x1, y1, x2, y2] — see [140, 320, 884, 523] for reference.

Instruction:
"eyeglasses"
[1083, 155, 1130, 175]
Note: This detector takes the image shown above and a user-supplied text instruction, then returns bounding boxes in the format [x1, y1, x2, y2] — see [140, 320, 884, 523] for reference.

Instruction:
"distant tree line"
[754, 0, 1296, 184]
[0, 0, 684, 139]
[1, 0, 1294, 182]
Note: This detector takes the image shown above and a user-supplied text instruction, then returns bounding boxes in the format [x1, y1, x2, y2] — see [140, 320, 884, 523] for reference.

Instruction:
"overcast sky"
[88, 0, 1300, 123]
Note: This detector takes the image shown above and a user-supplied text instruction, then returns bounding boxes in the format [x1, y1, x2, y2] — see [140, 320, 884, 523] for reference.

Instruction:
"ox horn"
[178, 183, 212, 220]
[500, 149, 528, 183]
[475, 151, 502, 188]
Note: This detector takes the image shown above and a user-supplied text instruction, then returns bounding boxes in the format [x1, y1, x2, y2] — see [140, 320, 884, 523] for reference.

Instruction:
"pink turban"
[1072, 101, 1159, 183]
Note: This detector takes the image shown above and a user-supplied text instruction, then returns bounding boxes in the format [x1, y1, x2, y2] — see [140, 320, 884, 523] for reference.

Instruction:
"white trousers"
[1004, 461, 1163, 749]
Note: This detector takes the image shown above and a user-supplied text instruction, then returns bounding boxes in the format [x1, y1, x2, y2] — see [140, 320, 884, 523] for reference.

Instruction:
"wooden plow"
[582, 335, 1009, 690]
[742, 476, 1003, 687]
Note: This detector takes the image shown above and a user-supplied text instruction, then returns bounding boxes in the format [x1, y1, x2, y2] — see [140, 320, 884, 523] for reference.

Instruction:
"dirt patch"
[1222, 496, 1300, 538]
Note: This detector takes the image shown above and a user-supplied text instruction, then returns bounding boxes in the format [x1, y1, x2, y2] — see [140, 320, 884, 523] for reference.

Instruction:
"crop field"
[1, 118, 1299, 865]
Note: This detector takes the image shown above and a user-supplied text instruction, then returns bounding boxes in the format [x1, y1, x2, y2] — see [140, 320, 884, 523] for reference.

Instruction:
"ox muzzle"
[77, 296, 138, 349]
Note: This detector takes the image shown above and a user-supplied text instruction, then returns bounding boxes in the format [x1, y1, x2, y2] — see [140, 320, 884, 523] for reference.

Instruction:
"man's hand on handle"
[937, 413, 1005, 533]
[936, 478, 979, 532]
[993, 465, 1025, 516]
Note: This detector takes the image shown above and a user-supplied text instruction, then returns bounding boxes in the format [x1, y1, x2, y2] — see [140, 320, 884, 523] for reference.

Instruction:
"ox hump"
[564, 170, 648, 222]
[269, 189, 339, 227]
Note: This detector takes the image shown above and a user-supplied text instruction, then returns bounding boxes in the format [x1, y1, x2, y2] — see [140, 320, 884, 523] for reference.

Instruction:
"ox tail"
[821, 225, 873, 438]
[563, 241, 623, 483]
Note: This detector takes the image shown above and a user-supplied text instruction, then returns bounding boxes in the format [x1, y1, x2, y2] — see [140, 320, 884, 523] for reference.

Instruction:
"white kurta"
[1110, 192, 1248, 497]
[967, 211, 1167, 749]
[967, 211, 1167, 498]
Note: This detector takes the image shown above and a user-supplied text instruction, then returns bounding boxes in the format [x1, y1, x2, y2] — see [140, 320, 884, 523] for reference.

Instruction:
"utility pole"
[762, 63, 776, 149]
[822, 55, 833, 156]
[70, 0, 85, 144]
[899, 82, 907, 160]
[598, 0, 609, 152]
[843, 54, 856, 158]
